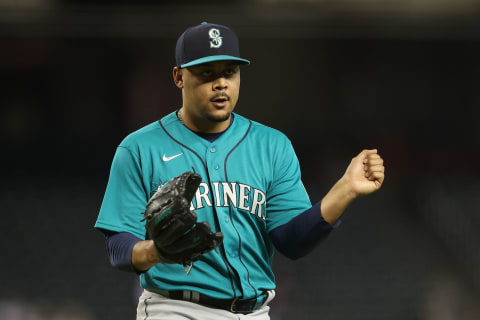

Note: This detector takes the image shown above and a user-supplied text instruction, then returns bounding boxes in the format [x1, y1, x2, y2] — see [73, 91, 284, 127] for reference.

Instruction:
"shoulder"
[119, 112, 177, 150]
[118, 121, 162, 150]
[234, 113, 292, 145]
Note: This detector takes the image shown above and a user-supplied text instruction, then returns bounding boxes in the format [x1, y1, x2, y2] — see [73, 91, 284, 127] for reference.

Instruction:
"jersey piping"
[159, 119, 240, 298]
[223, 121, 258, 299]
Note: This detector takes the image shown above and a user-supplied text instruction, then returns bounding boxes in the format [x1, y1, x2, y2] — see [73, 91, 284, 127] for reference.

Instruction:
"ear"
[173, 66, 183, 88]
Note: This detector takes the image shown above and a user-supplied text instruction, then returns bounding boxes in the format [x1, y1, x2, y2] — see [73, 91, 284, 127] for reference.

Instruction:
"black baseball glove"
[142, 171, 223, 267]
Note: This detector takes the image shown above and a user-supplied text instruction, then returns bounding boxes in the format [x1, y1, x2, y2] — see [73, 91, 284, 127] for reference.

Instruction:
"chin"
[206, 110, 231, 123]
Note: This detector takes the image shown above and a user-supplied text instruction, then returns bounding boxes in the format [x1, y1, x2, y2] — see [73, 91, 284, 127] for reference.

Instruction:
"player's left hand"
[343, 149, 385, 196]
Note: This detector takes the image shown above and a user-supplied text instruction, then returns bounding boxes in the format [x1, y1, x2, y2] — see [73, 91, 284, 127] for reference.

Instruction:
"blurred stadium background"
[1, 0, 479, 319]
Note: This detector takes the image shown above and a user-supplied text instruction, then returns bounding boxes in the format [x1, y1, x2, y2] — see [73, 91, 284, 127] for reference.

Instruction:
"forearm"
[320, 177, 357, 225]
[132, 240, 162, 272]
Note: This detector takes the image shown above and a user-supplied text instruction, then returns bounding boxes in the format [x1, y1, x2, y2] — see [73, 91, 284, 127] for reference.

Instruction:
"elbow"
[285, 253, 303, 261]
[108, 256, 120, 269]
[276, 240, 327, 260]
[277, 247, 307, 261]
[105, 235, 137, 272]
[271, 234, 310, 260]
[109, 253, 136, 272]
[107, 250, 122, 269]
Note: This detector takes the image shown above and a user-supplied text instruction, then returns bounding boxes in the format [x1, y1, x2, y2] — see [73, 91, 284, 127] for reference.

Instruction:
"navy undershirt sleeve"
[104, 231, 142, 273]
[269, 202, 341, 260]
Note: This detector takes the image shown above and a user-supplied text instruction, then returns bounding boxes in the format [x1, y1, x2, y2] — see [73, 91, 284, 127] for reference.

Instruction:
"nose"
[212, 76, 227, 91]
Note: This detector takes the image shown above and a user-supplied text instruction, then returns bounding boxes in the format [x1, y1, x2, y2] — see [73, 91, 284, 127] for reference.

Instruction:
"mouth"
[210, 95, 229, 108]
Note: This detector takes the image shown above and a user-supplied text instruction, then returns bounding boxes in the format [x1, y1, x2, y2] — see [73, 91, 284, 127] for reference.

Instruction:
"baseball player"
[94, 22, 385, 319]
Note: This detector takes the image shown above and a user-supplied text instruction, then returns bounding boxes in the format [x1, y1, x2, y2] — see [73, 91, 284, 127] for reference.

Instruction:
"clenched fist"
[343, 149, 385, 196]
[320, 149, 385, 225]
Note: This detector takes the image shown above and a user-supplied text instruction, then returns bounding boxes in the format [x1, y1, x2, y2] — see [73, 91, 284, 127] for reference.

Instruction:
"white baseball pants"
[136, 289, 273, 320]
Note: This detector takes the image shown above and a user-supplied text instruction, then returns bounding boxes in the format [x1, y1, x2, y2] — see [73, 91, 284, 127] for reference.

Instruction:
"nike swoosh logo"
[162, 153, 183, 162]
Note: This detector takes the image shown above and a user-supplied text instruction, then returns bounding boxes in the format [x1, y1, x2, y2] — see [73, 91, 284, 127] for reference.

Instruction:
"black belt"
[152, 289, 268, 314]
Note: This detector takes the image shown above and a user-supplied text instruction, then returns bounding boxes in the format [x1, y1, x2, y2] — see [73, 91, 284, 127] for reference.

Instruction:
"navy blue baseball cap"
[175, 22, 250, 68]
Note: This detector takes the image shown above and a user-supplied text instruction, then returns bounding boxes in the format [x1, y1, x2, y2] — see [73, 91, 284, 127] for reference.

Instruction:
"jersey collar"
[159, 110, 251, 158]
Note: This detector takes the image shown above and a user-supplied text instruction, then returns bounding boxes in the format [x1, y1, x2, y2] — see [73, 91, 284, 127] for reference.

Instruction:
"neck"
[178, 108, 231, 133]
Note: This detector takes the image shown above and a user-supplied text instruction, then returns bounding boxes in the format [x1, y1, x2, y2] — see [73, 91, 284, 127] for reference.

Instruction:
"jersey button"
[210, 147, 216, 153]
[214, 164, 219, 170]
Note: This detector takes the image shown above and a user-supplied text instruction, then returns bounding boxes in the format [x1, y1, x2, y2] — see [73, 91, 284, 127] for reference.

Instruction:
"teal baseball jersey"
[95, 111, 311, 300]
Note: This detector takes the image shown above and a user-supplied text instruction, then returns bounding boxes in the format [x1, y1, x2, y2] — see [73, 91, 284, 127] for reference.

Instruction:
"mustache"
[210, 92, 230, 101]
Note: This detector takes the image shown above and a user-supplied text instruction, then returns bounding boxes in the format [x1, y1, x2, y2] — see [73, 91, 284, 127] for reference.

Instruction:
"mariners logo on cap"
[209, 28, 222, 48]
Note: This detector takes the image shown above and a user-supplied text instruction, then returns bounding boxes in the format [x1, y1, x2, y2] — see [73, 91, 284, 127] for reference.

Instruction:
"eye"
[201, 70, 213, 77]
[224, 67, 238, 77]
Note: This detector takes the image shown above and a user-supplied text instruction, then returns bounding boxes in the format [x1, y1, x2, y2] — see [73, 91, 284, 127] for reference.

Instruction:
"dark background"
[1, 1, 480, 319]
